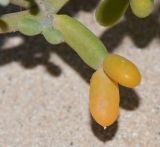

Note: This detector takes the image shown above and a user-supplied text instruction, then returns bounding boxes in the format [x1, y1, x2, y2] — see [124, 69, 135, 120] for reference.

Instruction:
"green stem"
[0, 10, 44, 33]
[10, 0, 34, 8]
[35, 0, 54, 23]
[0, 0, 69, 33]
[40, 0, 69, 13]
[10, 0, 69, 12]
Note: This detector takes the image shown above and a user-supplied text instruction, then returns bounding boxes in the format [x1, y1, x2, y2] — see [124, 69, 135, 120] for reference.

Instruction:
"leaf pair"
[18, 18, 63, 45]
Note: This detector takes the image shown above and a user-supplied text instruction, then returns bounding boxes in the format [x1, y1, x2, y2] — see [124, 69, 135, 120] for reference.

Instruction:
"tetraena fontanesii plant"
[0, 0, 154, 128]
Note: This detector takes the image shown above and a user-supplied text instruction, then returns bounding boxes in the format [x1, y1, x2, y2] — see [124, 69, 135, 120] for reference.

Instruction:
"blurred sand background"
[0, 0, 160, 147]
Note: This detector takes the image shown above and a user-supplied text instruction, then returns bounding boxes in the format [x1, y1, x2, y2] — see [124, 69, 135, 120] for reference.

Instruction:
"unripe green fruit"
[96, 0, 129, 26]
[53, 15, 108, 69]
[130, 0, 154, 18]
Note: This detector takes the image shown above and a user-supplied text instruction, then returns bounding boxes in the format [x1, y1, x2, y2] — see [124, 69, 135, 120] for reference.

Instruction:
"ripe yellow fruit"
[90, 68, 119, 127]
[103, 54, 141, 88]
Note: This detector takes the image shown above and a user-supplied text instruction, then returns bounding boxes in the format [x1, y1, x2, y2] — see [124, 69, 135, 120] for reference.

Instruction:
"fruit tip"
[104, 126, 107, 130]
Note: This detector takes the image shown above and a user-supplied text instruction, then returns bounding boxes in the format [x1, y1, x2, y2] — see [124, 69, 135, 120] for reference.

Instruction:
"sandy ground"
[0, 1, 160, 147]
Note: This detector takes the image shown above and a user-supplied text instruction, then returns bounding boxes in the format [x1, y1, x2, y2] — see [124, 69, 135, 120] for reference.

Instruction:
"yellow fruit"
[103, 54, 141, 88]
[90, 68, 119, 127]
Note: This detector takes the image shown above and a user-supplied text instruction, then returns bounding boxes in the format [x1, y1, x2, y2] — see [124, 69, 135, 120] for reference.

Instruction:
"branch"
[35, 0, 53, 20]
[41, 0, 69, 13]
[10, 0, 35, 8]
[10, 0, 69, 13]
[0, 0, 69, 33]
[0, 10, 44, 33]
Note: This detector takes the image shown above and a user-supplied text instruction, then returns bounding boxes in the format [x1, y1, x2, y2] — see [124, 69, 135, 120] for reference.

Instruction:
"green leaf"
[42, 27, 64, 45]
[18, 18, 42, 36]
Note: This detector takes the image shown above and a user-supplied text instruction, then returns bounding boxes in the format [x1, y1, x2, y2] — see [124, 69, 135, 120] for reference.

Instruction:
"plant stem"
[0, 10, 44, 33]
[0, 0, 69, 33]
[35, 0, 53, 22]
[11, 0, 69, 13]
[40, 0, 69, 13]
[10, 0, 34, 8]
